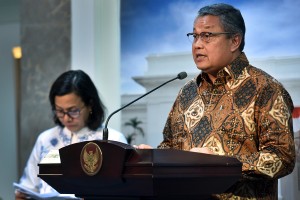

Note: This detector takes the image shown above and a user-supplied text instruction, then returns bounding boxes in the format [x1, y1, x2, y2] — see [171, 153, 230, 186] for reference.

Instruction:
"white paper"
[13, 182, 79, 199]
[39, 149, 61, 164]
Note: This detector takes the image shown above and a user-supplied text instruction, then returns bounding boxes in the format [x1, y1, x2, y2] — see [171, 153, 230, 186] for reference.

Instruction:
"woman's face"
[54, 92, 91, 132]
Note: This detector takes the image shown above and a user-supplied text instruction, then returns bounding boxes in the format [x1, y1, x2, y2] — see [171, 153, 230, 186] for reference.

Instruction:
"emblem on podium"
[80, 142, 103, 176]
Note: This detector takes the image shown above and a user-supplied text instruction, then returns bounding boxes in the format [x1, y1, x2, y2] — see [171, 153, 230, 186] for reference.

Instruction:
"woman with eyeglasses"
[15, 70, 127, 199]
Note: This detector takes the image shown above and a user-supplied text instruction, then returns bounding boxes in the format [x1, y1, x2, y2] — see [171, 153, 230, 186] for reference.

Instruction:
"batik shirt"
[19, 126, 127, 194]
[158, 53, 295, 199]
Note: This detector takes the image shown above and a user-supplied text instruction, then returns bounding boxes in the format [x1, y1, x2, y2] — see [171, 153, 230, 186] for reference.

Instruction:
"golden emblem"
[80, 142, 103, 176]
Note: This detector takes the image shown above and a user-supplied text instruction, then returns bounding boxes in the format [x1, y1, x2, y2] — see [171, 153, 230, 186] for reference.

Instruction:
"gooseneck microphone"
[102, 71, 187, 140]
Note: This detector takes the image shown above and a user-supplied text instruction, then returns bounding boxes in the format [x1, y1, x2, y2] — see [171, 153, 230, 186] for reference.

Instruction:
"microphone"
[102, 71, 187, 140]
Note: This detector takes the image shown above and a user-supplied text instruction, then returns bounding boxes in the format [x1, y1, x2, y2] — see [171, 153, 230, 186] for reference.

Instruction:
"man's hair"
[198, 3, 246, 51]
[49, 70, 106, 130]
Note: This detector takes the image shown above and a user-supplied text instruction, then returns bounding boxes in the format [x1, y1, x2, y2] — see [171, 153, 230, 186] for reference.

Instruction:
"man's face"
[192, 15, 236, 78]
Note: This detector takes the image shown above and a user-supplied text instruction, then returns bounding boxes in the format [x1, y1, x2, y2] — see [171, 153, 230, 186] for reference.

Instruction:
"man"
[137, 3, 295, 199]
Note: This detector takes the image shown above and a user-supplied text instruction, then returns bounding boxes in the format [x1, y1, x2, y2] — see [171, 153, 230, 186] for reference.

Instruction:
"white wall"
[71, 0, 121, 131]
[71, 0, 95, 76]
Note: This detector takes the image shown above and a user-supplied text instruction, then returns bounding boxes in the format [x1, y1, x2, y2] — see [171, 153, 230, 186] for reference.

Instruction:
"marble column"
[19, 0, 71, 176]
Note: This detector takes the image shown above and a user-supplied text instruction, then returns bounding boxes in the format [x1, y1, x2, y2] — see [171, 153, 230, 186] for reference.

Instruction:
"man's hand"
[190, 147, 215, 154]
[133, 144, 153, 149]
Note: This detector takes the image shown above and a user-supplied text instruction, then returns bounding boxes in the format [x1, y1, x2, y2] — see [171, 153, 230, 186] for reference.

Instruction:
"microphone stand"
[103, 72, 187, 140]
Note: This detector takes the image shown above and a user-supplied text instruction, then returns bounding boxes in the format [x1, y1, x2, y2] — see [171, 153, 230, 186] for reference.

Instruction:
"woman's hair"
[49, 70, 106, 130]
[197, 3, 246, 51]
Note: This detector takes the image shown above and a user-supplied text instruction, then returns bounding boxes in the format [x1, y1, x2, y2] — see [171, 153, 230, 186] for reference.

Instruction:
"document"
[39, 149, 61, 164]
[13, 183, 79, 200]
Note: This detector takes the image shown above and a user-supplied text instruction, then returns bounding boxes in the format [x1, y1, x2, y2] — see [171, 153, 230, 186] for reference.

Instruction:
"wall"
[71, 0, 121, 131]
[0, 1, 121, 198]
[19, 0, 71, 179]
[0, 1, 20, 199]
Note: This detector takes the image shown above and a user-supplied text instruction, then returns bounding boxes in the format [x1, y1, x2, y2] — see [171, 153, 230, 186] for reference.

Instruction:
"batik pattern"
[158, 53, 295, 199]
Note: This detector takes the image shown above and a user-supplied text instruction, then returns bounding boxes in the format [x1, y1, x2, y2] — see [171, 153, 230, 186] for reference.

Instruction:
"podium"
[38, 140, 242, 200]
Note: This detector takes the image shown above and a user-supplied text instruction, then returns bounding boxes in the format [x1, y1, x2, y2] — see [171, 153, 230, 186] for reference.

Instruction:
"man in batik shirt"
[137, 3, 295, 200]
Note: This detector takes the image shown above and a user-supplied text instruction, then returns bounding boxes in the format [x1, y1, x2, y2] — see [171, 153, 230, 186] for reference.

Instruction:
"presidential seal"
[80, 142, 103, 176]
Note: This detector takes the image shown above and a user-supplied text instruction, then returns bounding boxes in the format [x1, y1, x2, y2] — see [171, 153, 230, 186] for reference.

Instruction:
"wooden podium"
[38, 140, 242, 200]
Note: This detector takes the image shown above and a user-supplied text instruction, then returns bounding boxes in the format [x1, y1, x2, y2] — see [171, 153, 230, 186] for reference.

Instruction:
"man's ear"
[230, 34, 242, 52]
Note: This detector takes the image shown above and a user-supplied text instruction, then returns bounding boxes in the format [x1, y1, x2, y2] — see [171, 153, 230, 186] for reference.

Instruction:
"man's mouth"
[196, 53, 205, 58]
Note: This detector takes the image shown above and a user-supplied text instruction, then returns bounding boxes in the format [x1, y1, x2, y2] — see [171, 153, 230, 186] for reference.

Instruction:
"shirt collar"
[196, 52, 249, 86]
[223, 52, 249, 80]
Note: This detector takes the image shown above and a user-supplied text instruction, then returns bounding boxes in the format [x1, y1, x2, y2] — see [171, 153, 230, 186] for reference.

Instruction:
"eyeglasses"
[187, 32, 233, 43]
[53, 106, 85, 119]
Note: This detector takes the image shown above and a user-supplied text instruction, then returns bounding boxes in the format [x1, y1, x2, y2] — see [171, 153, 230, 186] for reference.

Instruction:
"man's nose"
[193, 37, 204, 47]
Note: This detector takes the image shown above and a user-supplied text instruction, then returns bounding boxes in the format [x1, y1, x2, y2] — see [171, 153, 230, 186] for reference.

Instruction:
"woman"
[15, 70, 127, 199]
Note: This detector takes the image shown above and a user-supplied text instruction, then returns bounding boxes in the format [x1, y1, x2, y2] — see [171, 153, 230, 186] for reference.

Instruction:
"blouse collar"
[63, 126, 94, 138]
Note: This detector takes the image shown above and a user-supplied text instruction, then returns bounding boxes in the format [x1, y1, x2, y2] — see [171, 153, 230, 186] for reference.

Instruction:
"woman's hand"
[15, 190, 28, 200]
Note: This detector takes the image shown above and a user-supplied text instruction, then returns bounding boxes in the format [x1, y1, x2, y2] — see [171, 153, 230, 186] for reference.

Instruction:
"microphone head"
[177, 71, 187, 80]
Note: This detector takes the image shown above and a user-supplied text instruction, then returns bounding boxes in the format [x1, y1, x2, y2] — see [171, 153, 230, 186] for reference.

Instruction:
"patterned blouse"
[158, 53, 295, 199]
